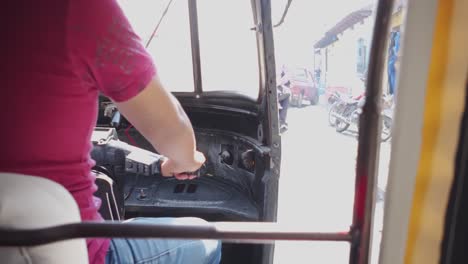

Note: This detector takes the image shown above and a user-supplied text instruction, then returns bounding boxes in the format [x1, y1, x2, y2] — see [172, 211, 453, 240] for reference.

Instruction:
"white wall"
[320, 15, 374, 95]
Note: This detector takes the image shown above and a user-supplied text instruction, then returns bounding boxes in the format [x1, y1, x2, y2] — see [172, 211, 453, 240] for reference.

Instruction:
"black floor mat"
[124, 175, 259, 221]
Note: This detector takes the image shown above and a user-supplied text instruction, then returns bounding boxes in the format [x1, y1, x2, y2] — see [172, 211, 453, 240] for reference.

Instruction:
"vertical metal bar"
[255, 0, 282, 263]
[188, 0, 203, 94]
[349, 0, 395, 264]
[258, 0, 280, 148]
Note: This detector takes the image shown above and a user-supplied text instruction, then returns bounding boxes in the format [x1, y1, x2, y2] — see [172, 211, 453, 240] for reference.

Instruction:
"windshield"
[118, 0, 260, 98]
[118, 0, 194, 92]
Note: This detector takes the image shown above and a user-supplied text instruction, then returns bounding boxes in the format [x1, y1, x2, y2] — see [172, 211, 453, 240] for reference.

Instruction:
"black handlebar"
[91, 127, 201, 178]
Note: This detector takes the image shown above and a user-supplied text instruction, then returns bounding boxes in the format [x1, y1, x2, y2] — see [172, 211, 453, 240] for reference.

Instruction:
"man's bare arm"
[115, 77, 204, 177]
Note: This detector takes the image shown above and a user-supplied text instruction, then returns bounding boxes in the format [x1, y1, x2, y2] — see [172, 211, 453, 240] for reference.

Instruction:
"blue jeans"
[105, 217, 222, 264]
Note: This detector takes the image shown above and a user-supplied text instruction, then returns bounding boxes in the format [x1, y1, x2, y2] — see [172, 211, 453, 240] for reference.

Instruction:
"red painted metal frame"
[349, 0, 395, 263]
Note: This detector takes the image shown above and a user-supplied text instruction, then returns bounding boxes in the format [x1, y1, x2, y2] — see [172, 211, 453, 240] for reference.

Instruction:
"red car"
[282, 67, 319, 107]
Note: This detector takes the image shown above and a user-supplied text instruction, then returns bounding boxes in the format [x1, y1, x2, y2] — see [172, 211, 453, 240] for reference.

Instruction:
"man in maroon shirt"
[1, 1, 221, 263]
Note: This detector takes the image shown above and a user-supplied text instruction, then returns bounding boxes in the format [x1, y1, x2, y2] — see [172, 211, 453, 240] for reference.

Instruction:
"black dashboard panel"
[185, 109, 260, 140]
[195, 130, 263, 192]
[114, 128, 268, 221]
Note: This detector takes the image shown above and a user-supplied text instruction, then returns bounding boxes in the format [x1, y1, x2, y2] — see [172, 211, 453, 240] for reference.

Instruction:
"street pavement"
[273, 102, 391, 264]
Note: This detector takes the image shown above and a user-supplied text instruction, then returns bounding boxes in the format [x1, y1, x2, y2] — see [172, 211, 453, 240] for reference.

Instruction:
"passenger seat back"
[0, 173, 88, 264]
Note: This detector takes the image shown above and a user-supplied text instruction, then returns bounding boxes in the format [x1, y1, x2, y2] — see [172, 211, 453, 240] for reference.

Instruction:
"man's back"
[1, 0, 104, 214]
[1, 1, 156, 263]
[1, 0, 100, 215]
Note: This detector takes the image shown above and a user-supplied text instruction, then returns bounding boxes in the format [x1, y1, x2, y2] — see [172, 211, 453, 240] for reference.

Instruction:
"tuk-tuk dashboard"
[95, 91, 272, 263]
[119, 129, 264, 221]
[95, 100, 268, 222]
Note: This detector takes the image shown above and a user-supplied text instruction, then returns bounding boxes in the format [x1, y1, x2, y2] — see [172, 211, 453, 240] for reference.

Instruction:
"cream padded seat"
[0, 173, 88, 264]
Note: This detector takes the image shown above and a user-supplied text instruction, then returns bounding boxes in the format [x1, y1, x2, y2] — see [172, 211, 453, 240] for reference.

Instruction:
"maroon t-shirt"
[1, 1, 156, 263]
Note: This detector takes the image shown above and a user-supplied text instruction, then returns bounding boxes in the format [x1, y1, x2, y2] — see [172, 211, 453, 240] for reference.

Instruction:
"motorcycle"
[328, 92, 393, 142]
[380, 97, 394, 142]
[380, 107, 393, 142]
[327, 91, 341, 106]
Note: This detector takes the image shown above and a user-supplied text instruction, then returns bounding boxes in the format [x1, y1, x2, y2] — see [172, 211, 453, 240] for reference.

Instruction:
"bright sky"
[117, 0, 375, 96]
[272, 0, 375, 68]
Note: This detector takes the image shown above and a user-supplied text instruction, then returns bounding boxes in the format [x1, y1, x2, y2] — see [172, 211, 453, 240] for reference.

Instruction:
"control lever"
[91, 139, 164, 176]
[91, 127, 203, 178]
[124, 146, 203, 178]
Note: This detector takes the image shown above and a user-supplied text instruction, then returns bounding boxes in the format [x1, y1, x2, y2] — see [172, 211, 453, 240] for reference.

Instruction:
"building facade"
[314, 1, 406, 98]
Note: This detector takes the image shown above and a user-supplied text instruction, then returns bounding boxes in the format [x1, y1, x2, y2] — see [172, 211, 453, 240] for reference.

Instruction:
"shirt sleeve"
[70, 0, 157, 102]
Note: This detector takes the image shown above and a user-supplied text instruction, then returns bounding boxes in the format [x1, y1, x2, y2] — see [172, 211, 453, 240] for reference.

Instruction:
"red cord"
[124, 125, 139, 147]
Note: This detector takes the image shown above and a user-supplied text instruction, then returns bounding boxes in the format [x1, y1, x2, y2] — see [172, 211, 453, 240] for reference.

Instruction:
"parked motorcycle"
[380, 107, 393, 142]
[327, 91, 341, 106]
[328, 92, 393, 142]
